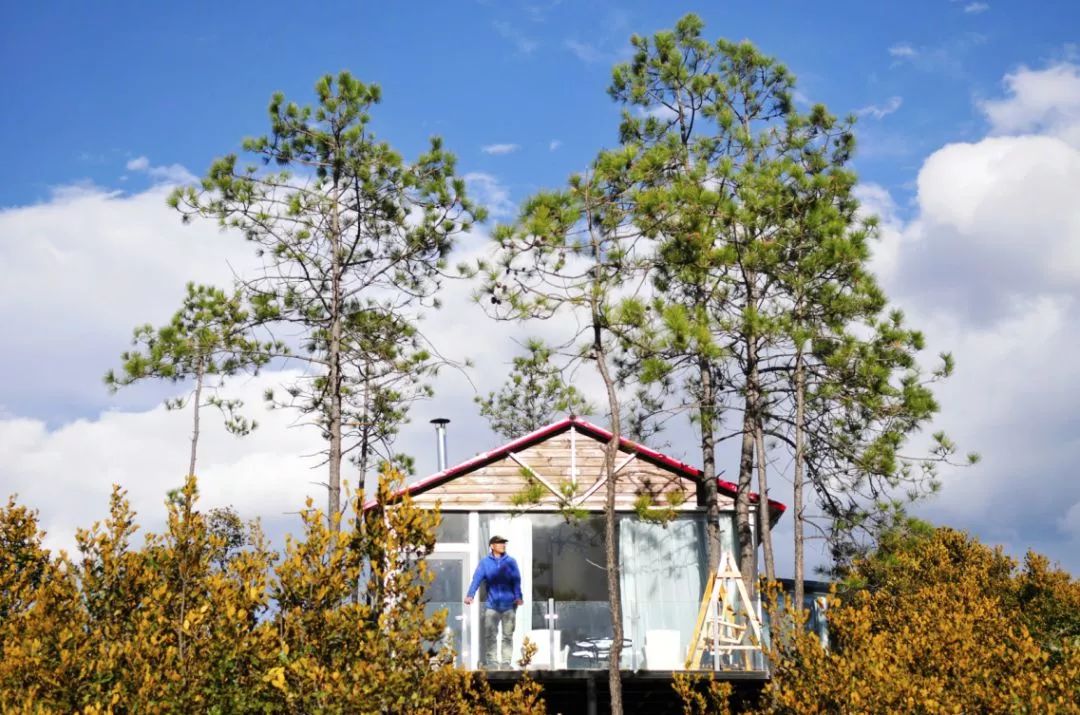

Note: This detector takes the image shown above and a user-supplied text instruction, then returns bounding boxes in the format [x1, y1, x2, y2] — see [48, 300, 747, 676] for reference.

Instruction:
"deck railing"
[428, 596, 769, 673]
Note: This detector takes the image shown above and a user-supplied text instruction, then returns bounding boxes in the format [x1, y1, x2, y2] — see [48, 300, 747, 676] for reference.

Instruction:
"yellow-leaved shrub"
[757, 527, 1080, 714]
[0, 472, 544, 714]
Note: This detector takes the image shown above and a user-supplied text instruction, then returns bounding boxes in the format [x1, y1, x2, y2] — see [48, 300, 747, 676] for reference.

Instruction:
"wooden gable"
[411, 425, 731, 511]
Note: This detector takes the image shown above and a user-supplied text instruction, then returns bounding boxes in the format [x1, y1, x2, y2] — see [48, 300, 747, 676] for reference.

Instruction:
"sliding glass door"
[426, 552, 470, 667]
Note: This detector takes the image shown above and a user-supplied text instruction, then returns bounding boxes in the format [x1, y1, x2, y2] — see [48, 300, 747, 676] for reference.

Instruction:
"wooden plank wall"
[412, 428, 735, 511]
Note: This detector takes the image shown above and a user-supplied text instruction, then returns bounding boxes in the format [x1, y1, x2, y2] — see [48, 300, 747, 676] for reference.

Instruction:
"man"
[464, 535, 523, 669]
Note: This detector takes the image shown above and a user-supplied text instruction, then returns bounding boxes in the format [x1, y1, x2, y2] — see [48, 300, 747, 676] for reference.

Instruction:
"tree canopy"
[170, 71, 483, 524]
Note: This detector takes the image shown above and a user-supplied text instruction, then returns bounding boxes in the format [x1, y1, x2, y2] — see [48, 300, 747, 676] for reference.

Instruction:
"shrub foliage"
[0, 474, 543, 714]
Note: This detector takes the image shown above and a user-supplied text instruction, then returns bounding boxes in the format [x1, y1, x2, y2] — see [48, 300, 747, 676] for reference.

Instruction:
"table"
[569, 637, 634, 668]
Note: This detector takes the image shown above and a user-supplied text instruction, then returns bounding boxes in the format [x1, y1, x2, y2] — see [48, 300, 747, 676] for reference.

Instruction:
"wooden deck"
[484, 669, 769, 715]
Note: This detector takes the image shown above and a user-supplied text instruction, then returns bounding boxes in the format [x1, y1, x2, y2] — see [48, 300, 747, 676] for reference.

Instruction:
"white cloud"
[857, 182, 904, 280]
[124, 154, 198, 185]
[979, 62, 1080, 146]
[0, 181, 258, 417]
[857, 96, 903, 119]
[889, 43, 917, 59]
[147, 163, 198, 184]
[861, 63, 1080, 573]
[963, 2, 989, 14]
[464, 172, 515, 219]
[634, 104, 679, 122]
[549, 140, 562, 151]
[0, 371, 324, 556]
[481, 143, 520, 156]
[0, 171, 588, 558]
[914, 136, 1080, 291]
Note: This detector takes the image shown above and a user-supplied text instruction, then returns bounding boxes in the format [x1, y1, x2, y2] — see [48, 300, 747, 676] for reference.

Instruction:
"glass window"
[531, 514, 607, 602]
[436, 511, 469, 543]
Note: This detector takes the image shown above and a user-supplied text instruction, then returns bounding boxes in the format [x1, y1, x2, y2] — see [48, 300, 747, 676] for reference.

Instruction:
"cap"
[489, 535, 509, 545]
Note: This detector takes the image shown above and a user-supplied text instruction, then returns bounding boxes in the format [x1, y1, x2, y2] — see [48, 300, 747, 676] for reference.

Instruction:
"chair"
[644, 629, 682, 670]
[523, 628, 568, 669]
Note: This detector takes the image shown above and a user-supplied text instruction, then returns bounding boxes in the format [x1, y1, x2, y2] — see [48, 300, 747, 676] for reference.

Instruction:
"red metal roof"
[366, 416, 787, 519]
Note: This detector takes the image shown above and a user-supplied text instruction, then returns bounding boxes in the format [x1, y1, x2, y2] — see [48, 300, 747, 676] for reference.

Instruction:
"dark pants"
[482, 607, 517, 668]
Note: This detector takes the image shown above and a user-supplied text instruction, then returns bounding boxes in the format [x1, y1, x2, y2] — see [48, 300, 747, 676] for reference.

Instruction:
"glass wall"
[472, 512, 715, 670]
[620, 515, 707, 670]
[429, 509, 757, 672]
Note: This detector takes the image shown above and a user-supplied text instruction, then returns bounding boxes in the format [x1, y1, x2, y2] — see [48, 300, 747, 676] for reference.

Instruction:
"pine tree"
[170, 72, 483, 525]
[105, 282, 278, 477]
[476, 338, 593, 440]
[482, 146, 654, 715]
[608, 15, 971, 599]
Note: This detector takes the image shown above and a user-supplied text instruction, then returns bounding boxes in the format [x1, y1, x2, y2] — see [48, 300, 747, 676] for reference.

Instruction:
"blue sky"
[2, 1, 1075, 210]
[3, 1, 1080, 577]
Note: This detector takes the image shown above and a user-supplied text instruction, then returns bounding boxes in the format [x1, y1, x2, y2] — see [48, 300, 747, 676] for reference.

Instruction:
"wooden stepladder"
[685, 551, 764, 670]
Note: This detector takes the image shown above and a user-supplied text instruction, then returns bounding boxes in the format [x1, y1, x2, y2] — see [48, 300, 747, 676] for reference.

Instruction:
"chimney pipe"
[431, 418, 450, 472]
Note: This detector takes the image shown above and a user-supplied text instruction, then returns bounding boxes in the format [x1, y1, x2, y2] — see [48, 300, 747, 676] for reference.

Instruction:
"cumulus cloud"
[862, 62, 1080, 573]
[0, 171, 588, 557]
[0, 182, 258, 419]
[979, 62, 1080, 146]
[0, 371, 324, 556]
[549, 140, 562, 151]
[125, 156, 150, 171]
[481, 143, 520, 156]
[963, 2, 989, 14]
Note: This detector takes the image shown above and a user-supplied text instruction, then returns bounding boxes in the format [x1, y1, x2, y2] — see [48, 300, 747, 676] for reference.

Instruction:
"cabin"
[398, 415, 786, 694]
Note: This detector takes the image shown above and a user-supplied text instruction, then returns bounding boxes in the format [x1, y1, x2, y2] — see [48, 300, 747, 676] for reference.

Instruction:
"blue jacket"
[466, 553, 523, 612]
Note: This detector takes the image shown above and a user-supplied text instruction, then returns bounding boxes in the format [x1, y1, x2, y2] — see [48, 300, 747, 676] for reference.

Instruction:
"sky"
[2, 0, 1080, 578]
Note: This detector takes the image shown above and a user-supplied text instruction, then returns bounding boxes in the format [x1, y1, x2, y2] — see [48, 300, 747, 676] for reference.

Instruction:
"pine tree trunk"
[359, 366, 371, 490]
[736, 409, 756, 592]
[327, 187, 344, 529]
[736, 283, 759, 593]
[697, 357, 722, 572]
[755, 418, 775, 581]
[188, 360, 205, 478]
[587, 211, 623, 714]
[596, 338, 624, 715]
[793, 346, 806, 611]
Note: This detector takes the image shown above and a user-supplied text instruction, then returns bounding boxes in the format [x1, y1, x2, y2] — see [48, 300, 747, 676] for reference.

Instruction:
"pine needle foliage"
[170, 71, 483, 523]
[476, 338, 593, 440]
